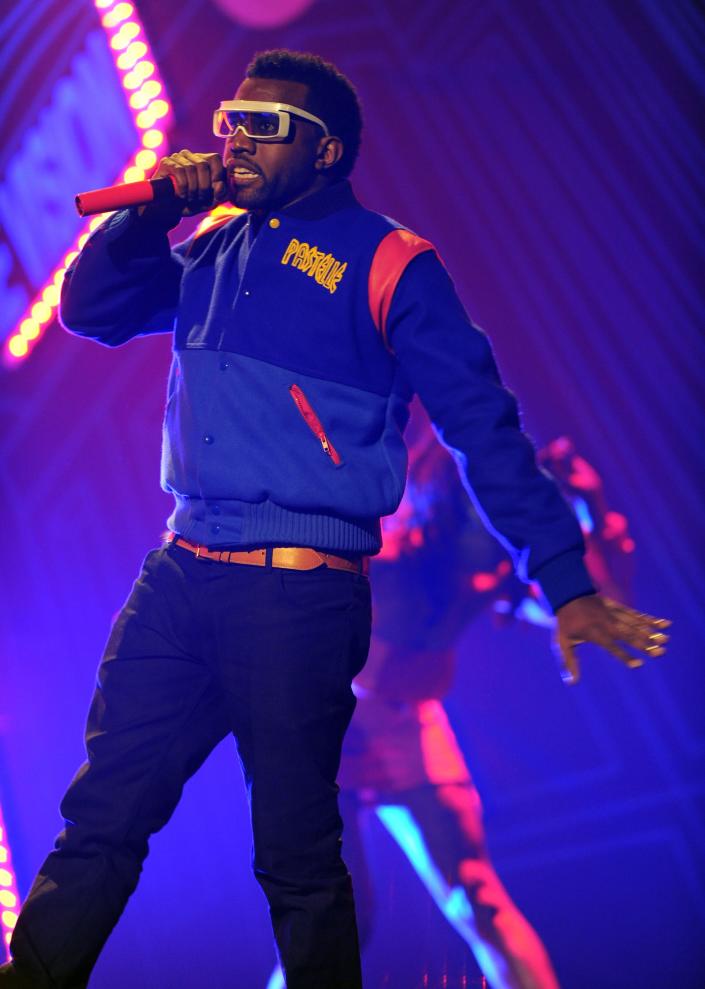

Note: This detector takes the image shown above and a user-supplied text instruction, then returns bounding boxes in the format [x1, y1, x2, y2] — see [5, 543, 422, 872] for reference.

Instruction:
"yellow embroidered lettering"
[325, 261, 347, 294]
[315, 254, 335, 285]
[281, 237, 347, 291]
[293, 243, 310, 269]
[281, 238, 300, 264]
[300, 246, 319, 274]
[308, 251, 324, 278]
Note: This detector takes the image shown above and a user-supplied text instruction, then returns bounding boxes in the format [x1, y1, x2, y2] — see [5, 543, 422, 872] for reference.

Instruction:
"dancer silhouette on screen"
[267, 402, 635, 989]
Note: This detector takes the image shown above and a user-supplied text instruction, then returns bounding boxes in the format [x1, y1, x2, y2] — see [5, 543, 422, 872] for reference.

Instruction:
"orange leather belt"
[168, 534, 368, 575]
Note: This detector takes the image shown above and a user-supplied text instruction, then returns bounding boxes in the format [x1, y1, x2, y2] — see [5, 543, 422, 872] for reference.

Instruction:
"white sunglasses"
[213, 100, 330, 141]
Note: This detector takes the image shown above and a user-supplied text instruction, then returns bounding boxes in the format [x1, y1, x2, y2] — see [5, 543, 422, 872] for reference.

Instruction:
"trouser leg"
[8, 547, 228, 989]
[209, 563, 371, 989]
[395, 783, 560, 989]
[337, 792, 376, 951]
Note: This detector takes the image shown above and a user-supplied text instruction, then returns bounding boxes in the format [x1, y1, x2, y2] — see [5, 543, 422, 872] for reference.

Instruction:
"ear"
[315, 135, 344, 171]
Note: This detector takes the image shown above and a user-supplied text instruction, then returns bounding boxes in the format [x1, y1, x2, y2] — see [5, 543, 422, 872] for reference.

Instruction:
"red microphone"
[75, 175, 179, 217]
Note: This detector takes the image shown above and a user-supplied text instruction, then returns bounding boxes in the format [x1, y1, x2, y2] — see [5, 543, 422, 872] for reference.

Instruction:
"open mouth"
[228, 164, 261, 183]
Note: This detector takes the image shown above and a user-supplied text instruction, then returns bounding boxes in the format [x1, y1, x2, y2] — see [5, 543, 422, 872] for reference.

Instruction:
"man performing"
[0, 50, 669, 989]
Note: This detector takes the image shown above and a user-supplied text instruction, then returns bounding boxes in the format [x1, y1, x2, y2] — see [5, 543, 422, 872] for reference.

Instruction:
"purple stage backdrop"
[1, 1, 704, 987]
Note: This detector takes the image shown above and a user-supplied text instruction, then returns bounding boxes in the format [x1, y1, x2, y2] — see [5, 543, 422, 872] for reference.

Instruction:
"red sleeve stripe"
[368, 228, 436, 351]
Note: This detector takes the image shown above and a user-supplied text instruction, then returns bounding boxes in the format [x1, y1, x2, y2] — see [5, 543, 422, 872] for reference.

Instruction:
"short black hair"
[246, 49, 363, 180]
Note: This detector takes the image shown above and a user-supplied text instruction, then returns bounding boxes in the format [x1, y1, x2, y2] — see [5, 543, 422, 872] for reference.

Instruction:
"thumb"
[553, 633, 582, 686]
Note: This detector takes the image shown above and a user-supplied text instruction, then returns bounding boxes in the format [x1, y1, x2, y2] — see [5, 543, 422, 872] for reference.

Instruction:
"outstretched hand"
[554, 594, 670, 685]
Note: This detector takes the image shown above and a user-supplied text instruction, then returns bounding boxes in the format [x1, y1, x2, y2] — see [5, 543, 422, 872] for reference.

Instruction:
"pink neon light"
[0, 803, 21, 962]
[4, 0, 173, 368]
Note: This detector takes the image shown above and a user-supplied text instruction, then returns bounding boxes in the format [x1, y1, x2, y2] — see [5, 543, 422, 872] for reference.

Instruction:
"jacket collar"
[277, 180, 358, 221]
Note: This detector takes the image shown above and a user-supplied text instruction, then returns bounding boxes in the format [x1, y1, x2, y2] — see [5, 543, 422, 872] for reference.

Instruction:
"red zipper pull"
[289, 384, 343, 466]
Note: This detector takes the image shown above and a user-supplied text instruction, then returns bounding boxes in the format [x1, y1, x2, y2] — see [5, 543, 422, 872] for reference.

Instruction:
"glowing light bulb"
[138, 60, 155, 78]
[6, 338, 27, 358]
[123, 166, 145, 183]
[124, 60, 155, 89]
[142, 80, 162, 99]
[110, 21, 140, 50]
[20, 319, 41, 340]
[64, 251, 79, 266]
[149, 99, 169, 120]
[135, 149, 157, 170]
[102, 2, 133, 27]
[1, 910, 17, 930]
[117, 41, 147, 70]
[0, 892, 16, 909]
[42, 284, 60, 306]
[130, 90, 149, 110]
[123, 69, 141, 90]
[31, 301, 52, 323]
[130, 81, 163, 111]
[54, 268, 67, 285]
[136, 108, 154, 129]
[142, 129, 164, 149]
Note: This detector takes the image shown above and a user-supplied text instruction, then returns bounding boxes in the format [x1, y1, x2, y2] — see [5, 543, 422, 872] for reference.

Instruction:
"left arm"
[387, 251, 669, 679]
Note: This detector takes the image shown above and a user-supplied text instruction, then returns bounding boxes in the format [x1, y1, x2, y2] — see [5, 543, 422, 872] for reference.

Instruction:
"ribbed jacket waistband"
[167, 496, 382, 554]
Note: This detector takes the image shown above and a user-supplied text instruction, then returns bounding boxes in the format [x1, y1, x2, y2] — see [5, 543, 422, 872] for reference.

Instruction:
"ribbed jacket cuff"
[533, 549, 596, 614]
[101, 207, 181, 242]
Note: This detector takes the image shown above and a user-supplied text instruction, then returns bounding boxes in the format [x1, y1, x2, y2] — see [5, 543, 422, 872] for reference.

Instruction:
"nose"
[227, 126, 256, 155]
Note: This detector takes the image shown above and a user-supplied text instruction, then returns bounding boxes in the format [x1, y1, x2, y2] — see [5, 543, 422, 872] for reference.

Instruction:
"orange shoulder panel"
[183, 205, 245, 258]
[193, 205, 244, 239]
[368, 228, 436, 351]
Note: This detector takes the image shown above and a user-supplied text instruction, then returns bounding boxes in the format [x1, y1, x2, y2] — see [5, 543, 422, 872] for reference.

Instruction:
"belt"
[168, 534, 368, 575]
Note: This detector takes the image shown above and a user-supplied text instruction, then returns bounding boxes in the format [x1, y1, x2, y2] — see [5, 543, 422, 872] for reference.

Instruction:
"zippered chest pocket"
[289, 384, 344, 466]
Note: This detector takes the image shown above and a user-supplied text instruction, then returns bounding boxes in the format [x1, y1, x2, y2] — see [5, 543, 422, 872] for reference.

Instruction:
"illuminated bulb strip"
[0, 802, 21, 961]
[4, 0, 172, 367]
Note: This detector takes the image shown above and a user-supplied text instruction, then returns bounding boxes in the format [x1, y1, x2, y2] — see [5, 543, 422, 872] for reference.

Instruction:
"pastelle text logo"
[281, 238, 347, 294]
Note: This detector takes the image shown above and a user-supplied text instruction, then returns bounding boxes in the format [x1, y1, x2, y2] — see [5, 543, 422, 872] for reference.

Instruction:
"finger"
[189, 153, 216, 198]
[153, 155, 189, 199]
[178, 151, 224, 197]
[171, 151, 200, 198]
[205, 152, 225, 184]
[589, 626, 645, 670]
[212, 180, 228, 204]
[205, 154, 227, 203]
[554, 636, 581, 686]
[621, 620, 668, 655]
[605, 641, 644, 669]
[610, 615, 669, 654]
[605, 599, 671, 629]
[603, 602, 671, 653]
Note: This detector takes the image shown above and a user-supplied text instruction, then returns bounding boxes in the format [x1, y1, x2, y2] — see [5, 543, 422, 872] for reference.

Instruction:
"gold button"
[269, 217, 280, 229]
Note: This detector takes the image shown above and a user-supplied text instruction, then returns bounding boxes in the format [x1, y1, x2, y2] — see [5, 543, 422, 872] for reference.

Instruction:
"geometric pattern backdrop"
[1, 1, 703, 986]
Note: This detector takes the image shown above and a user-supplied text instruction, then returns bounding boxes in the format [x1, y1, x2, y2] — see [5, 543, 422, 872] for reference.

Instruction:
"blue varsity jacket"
[60, 180, 594, 611]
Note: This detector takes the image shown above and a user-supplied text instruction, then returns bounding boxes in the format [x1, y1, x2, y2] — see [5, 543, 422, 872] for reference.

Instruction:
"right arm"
[59, 208, 185, 346]
[60, 151, 227, 347]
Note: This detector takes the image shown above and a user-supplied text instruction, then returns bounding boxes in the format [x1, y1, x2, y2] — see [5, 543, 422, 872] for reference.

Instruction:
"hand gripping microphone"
[75, 175, 179, 217]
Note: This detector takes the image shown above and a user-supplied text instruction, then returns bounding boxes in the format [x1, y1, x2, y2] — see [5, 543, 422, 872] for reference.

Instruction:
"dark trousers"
[9, 542, 371, 989]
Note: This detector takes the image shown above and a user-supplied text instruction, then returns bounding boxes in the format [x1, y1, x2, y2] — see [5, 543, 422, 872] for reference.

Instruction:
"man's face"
[224, 77, 325, 213]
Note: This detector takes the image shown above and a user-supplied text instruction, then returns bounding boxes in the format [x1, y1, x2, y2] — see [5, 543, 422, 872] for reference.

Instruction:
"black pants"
[9, 542, 371, 989]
